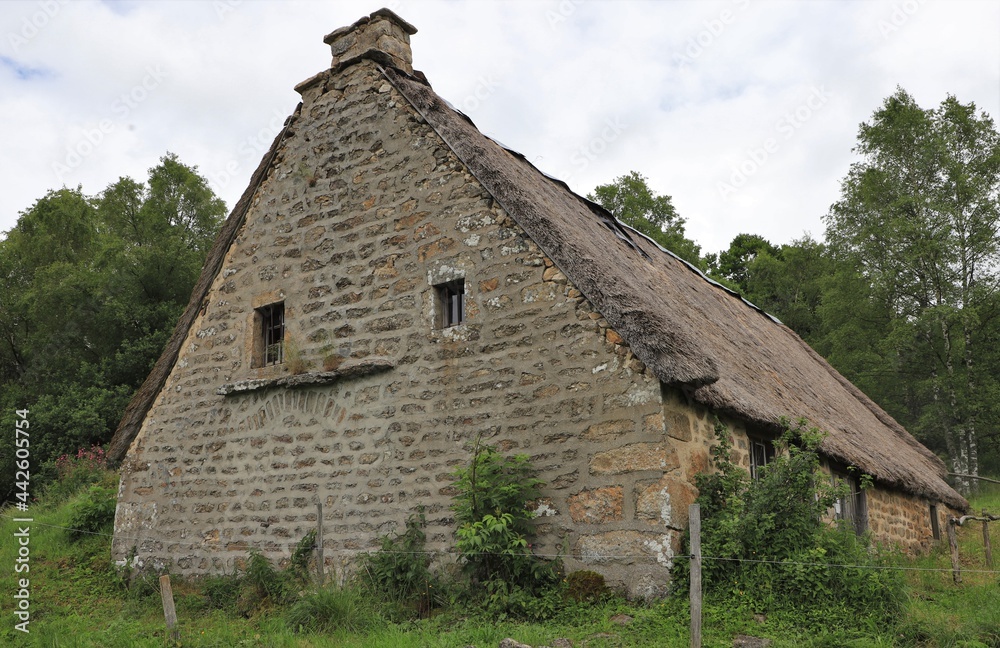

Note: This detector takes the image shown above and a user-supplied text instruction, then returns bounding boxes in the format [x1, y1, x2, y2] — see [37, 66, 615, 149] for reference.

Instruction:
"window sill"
[216, 356, 395, 397]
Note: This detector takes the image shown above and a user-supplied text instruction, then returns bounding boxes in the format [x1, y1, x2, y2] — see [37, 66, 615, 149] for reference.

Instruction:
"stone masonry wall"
[678, 411, 952, 555]
[112, 58, 718, 598]
[867, 486, 952, 553]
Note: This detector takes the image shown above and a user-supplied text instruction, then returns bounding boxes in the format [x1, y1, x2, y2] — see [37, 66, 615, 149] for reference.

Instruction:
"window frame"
[435, 279, 465, 328]
[748, 436, 775, 481]
[832, 471, 868, 536]
[256, 302, 285, 367]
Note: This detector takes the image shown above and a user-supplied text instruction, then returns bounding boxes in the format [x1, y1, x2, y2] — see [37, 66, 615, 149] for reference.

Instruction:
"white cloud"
[0, 0, 997, 256]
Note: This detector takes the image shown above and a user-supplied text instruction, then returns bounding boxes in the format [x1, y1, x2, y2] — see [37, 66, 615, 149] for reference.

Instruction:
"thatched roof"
[379, 67, 967, 511]
[107, 29, 966, 512]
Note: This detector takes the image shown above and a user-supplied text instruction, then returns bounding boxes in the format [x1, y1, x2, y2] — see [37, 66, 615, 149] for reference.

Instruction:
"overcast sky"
[1, 0, 998, 256]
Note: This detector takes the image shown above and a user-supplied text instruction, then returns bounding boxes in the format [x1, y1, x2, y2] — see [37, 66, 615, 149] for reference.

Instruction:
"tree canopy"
[587, 171, 703, 267]
[824, 88, 1000, 490]
[0, 153, 225, 502]
[613, 89, 1000, 488]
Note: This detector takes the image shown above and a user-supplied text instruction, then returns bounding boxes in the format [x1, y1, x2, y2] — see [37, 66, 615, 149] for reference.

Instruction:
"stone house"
[108, 9, 967, 598]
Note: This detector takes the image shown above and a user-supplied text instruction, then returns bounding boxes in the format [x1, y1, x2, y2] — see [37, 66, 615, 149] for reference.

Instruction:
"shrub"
[44, 445, 112, 501]
[451, 441, 561, 617]
[236, 549, 296, 616]
[675, 418, 906, 624]
[202, 534, 314, 617]
[202, 572, 243, 611]
[288, 528, 317, 583]
[67, 484, 117, 540]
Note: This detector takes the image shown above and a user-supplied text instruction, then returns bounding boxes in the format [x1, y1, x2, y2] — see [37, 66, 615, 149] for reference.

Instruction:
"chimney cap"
[322, 8, 417, 74]
[323, 8, 417, 44]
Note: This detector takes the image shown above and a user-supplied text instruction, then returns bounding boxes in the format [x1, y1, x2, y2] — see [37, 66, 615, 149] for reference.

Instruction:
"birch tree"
[825, 88, 1000, 492]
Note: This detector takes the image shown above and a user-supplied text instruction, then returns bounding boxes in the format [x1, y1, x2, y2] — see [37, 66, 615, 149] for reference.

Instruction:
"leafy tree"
[0, 153, 225, 503]
[713, 234, 833, 343]
[588, 171, 703, 266]
[715, 233, 780, 293]
[824, 88, 1000, 490]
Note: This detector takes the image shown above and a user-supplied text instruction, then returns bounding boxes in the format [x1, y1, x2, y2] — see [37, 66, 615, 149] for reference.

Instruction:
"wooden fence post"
[947, 518, 962, 584]
[316, 501, 325, 585]
[159, 574, 179, 643]
[984, 510, 994, 570]
[689, 503, 702, 648]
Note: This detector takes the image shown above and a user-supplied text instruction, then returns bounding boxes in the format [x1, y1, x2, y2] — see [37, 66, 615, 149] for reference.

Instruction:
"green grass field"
[2, 482, 998, 647]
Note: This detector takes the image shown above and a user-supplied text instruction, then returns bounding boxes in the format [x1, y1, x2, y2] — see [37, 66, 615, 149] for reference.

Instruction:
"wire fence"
[3, 509, 999, 577]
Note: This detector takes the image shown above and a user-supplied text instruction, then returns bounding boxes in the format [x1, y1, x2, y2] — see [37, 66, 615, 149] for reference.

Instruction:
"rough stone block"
[568, 486, 624, 524]
[582, 419, 634, 442]
[575, 530, 673, 566]
[635, 475, 698, 530]
[590, 443, 679, 475]
[663, 409, 693, 442]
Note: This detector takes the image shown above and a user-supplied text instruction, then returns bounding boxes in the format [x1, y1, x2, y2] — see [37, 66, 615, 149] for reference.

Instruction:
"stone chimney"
[323, 8, 417, 75]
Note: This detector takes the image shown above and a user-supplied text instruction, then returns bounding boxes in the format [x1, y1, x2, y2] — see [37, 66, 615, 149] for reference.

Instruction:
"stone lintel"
[216, 357, 395, 396]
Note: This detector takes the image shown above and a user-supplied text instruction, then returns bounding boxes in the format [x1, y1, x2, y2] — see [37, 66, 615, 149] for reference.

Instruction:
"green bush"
[235, 549, 296, 616]
[67, 484, 117, 540]
[675, 418, 906, 625]
[288, 528, 317, 583]
[451, 441, 561, 618]
[202, 532, 315, 617]
[202, 571, 243, 611]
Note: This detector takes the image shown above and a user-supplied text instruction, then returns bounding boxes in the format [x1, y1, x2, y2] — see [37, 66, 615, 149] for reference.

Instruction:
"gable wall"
[112, 60, 723, 599]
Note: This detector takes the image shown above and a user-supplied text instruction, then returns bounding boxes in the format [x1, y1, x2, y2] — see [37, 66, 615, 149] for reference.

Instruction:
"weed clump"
[203, 531, 317, 617]
[287, 586, 383, 633]
[67, 484, 117, 540]
[356, 509, 439, 619]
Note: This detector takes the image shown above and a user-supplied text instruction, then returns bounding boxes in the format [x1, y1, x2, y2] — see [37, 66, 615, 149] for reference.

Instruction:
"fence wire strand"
[3, 510, 998, 576]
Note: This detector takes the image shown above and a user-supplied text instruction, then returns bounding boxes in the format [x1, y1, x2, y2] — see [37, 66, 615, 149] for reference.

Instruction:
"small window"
[435, 279, 465, 328]
[749, 437, 774, 481]
[833, 472, 868, 535]
[258, 302, 285, 366]
[930, 504, 941, 541]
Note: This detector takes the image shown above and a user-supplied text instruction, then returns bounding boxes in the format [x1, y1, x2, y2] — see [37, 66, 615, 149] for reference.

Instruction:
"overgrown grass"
[2, 474, 999, 646]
